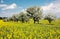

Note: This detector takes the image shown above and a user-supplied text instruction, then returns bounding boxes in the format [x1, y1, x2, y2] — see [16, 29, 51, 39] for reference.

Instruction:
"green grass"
[0, 19, 60, 39]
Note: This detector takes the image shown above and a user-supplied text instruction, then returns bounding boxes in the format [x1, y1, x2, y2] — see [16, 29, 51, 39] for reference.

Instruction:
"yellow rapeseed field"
[0, 19, 60, 39]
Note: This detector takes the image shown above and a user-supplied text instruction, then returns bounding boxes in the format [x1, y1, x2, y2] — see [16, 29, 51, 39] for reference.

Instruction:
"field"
[0, 19, 60, 39]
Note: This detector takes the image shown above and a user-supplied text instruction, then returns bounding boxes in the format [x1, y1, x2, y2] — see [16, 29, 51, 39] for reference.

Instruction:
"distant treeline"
[1, 6, 57, 24]
[0, 17, 7, 19]
[0, 17, 2, 19]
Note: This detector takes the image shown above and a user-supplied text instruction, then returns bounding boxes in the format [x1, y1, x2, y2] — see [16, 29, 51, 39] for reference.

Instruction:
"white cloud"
[0, 11, 19, 17]
[2, 3, 17, 10]
[42, 3, 53, 11]
[42, 0, 60, 18]
[21, 9, 27, 14]
[0, 3, 24, 17]
[0, 4, 7, 7]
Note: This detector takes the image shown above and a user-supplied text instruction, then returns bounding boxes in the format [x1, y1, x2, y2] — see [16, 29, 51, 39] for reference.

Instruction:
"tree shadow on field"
[45, 23, 55, 26]
[34, 22, 43, 24]
[49, 23, 55, 25]
[37, 23, 55, 26]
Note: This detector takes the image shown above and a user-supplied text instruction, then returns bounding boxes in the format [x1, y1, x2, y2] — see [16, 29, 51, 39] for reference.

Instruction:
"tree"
[2, 17, 8, 22]
[0, 17, 2, 19]
[27, 6, 42, 17]
[44, 13, 56, 24]
[26, 6, 43, 23]
[11, 14, 18, 22]
[18, 12, 29, 23]
[33, 13, 41, 23]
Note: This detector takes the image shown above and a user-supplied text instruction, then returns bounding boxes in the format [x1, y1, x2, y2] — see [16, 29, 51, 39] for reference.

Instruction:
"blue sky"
[0, 0, 60, 18]
[1, 0, 54, 6]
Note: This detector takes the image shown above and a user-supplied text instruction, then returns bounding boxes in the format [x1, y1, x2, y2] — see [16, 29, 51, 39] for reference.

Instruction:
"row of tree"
[2, 6, 56, 24]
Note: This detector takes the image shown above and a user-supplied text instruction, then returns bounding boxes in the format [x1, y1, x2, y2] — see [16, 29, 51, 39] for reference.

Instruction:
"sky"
[0, 0, 60, 18]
